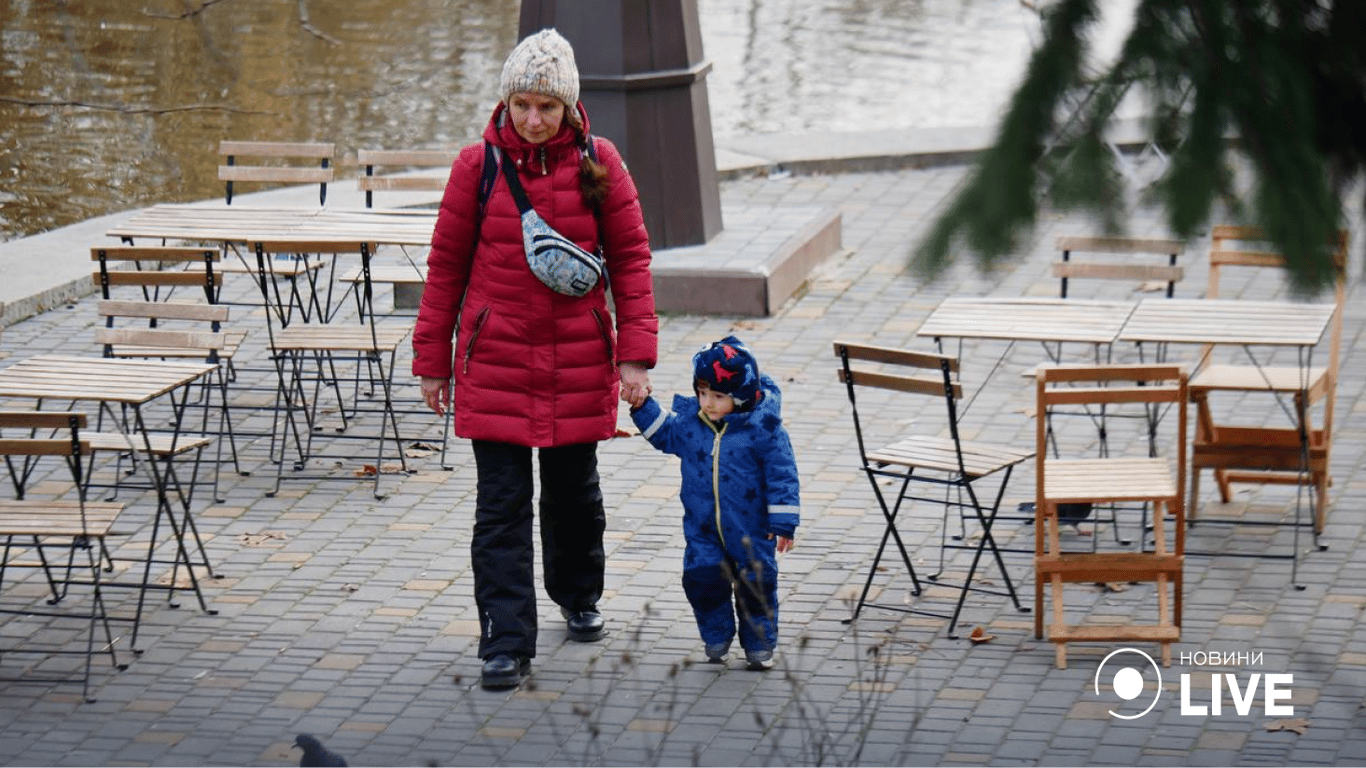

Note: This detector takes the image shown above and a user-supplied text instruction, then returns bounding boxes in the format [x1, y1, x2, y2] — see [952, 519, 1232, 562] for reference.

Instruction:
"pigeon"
[295, 733, 348, 767]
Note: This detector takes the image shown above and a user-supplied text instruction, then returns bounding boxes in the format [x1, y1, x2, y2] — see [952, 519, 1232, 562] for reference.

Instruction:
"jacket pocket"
[462, 306, 491, 375]
[591, 307, 614, 361]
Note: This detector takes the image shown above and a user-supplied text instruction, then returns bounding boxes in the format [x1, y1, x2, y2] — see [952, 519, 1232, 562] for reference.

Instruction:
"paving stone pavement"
[0, 156, 1364, 768]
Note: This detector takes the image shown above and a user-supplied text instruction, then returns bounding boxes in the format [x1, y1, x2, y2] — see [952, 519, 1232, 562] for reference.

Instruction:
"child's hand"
[769, 533, 794, 553]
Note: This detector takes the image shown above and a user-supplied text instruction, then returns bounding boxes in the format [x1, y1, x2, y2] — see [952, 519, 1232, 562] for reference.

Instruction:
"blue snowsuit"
[630, 374, 800, 653]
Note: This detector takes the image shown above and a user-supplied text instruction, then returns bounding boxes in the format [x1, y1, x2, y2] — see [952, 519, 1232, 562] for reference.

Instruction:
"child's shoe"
[704, 640, 731, 664]
[745, 648, 774, 671]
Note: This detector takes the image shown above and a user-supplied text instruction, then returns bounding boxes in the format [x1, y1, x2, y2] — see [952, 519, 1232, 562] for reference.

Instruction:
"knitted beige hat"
[500, 28, 580, 108]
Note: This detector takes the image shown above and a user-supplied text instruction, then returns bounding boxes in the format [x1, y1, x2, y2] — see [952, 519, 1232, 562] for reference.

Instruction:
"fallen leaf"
[613, 427, 638, 438]
[969, 626, 996, 644]
[1265, 718, 1310, 735]
[356, 464, 379, 477]
[240, 531, 289, 547]
[1099, 582, 1130, 593]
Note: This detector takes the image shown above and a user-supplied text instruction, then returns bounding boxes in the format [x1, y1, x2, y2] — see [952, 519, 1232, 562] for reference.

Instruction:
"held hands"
[420, 376, 451, 416]
[618, 361, 652, 408]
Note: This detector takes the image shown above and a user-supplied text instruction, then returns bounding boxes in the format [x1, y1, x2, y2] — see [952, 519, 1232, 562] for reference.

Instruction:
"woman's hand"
[420, 376, 451, 416]
[618, 361, 652, 408]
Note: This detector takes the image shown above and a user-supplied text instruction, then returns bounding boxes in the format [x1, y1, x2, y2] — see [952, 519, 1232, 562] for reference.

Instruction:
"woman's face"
[508, 92, 566, 144]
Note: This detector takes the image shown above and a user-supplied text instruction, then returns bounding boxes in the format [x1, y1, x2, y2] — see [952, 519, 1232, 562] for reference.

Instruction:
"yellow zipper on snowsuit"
[700, 414, 727, 549]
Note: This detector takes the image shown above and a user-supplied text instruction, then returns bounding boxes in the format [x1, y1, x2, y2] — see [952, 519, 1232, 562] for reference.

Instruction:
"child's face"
[696, 382, 736, 422]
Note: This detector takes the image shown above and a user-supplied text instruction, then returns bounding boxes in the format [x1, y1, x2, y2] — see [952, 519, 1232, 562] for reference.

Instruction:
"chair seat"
[868, 436, 1034, 478]
[1191, 363, 1328, 395]
[218, 258, 326, 277]
[271, 325, 410, 353]
[105, 330, 246, 361]
[339, 265, 426, 285]
[1042, 457, 1175, 503]
[0, 500, 123, 538]
[84, 431, 214, 457]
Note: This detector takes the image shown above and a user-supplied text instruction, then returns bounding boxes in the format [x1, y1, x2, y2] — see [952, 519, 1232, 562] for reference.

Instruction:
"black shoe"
[479, 654, 530, 690]
[562, 607, 605, 642]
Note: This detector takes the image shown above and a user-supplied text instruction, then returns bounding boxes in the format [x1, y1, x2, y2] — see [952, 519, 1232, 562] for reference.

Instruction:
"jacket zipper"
[709, 419, 726, 548]
[591, 308, 613, 360]
[462, 306, 491, 375]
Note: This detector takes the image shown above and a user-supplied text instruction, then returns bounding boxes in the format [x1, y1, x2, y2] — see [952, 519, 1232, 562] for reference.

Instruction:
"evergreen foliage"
[915, 0, 1365, 295]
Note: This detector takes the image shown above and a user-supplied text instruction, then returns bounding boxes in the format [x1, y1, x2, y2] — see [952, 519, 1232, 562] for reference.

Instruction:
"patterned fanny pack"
[499, 149, 605, 297]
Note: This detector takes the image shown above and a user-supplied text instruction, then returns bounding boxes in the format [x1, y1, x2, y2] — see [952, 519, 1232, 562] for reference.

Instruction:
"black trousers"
[470, 440, 606, 660]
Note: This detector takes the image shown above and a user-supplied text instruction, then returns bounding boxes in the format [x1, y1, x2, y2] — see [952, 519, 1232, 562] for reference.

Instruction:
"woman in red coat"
[412, 28, 658, 690]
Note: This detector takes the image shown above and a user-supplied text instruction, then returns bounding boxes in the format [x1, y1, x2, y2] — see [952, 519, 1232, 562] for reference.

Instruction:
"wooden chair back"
[356, 149, 456, 208]
[0, 410, 98, 504]
[91, 245, 222, 303]
[218, 140, 335, 205]
[834, 342, 962, 463]
[1053, 236, 1186, 299]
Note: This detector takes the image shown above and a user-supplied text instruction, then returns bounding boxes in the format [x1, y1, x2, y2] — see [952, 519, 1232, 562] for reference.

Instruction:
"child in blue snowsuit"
[629, 336, 800, 669]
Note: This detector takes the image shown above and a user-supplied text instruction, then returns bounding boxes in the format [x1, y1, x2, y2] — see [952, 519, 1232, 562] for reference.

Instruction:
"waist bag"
[497, 146, 605, 298]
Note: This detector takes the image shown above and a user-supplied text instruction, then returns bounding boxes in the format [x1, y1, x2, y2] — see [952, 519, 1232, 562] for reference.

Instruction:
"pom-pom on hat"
[693, 335, 762, 409]
[500, 28, 580, 109]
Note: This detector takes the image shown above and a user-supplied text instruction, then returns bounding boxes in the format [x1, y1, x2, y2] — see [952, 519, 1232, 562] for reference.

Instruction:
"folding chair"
[252, 240, 412, 498]
[1033, 363, 1187, 669]
[90, 245, 247, 500]
[834, 341, 1035, 638]
[0, 411, 128, 702]
[1188, 226, 1348, 537]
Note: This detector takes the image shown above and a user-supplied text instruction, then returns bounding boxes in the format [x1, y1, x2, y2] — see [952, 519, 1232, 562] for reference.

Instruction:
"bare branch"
[144, 0, 231, 21]
[0, 96, 273, 115]
[298, 0, 341, 45]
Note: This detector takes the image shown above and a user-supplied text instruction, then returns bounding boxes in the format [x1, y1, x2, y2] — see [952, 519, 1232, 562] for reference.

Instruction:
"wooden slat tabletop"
[1118, 298, 1334, 346]
[108, 203, 438, 246]
[916, 297, 1137, 344]
[0, 355, 216, 404]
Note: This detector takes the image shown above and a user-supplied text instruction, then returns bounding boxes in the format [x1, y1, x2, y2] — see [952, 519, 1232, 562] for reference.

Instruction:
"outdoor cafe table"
[108, 203, 438, 324]
[916, 297, 1139, 391]
[1118, 297, 1337, 582]
[106, 203, 438, 247]
[0, 354, 220, 650]
[916, 296, 1139, 346]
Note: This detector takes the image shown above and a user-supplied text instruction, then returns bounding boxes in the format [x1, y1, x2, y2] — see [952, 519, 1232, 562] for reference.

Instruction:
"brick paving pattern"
[0, 159, 1362, 767]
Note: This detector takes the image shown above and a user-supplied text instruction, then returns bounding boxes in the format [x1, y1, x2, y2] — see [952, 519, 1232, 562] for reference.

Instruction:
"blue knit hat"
[693, 335, 762, 409]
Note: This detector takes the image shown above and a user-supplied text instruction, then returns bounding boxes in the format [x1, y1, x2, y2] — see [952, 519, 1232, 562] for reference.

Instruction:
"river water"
[0, 0, 1080, 242]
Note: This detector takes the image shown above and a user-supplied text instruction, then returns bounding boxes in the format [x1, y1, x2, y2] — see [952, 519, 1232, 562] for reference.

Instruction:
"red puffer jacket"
[412, 103, 658, 448]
